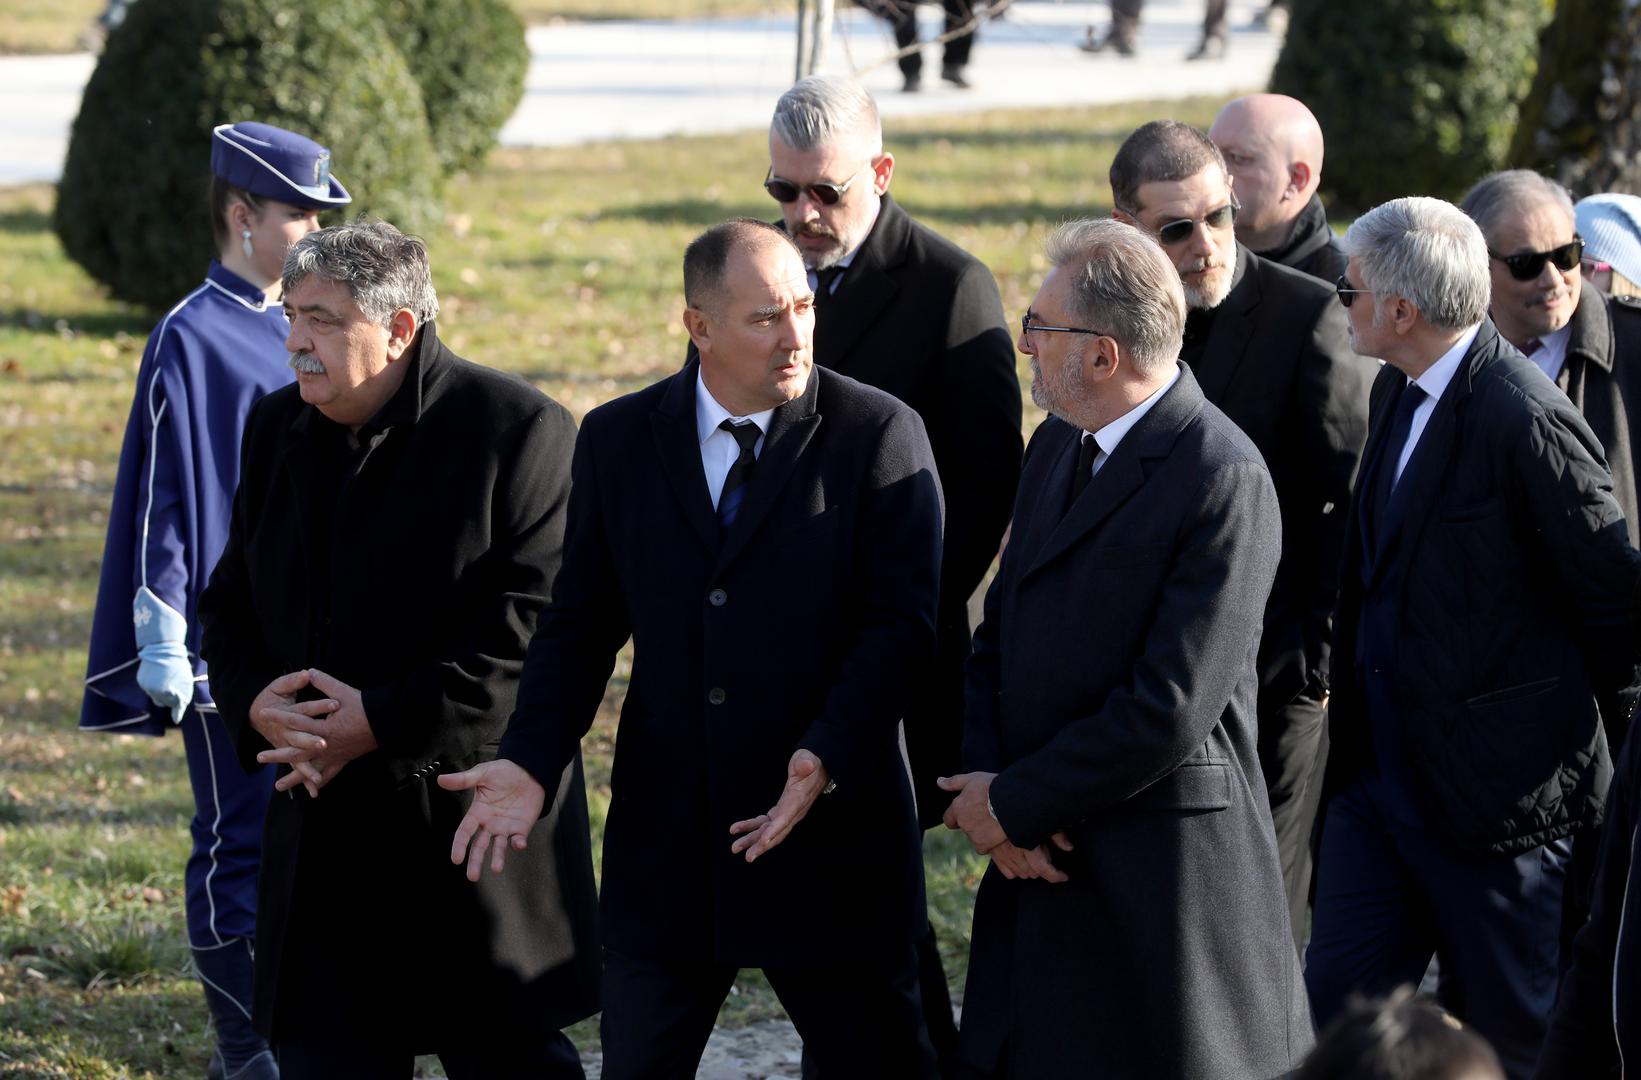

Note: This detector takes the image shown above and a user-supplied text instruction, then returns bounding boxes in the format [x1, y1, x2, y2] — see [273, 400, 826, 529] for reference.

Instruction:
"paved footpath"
[2, 0, 1278, 186]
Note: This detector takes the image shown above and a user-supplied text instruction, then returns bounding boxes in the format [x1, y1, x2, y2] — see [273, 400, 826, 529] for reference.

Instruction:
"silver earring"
[241, 229, 254, 259]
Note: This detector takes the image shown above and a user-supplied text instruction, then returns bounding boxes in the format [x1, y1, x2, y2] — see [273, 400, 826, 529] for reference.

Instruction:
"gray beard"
[288, 352, 325, 374]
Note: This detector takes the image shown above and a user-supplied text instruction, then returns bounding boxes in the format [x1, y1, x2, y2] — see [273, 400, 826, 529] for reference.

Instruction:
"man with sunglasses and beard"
[760, 74, 1021, 1075]
[1109, 120, 1376, 948]
[1307, 196, 1640, 1080]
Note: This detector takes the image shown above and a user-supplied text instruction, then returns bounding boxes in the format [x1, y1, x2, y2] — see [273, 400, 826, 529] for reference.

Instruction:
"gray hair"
[1043, 218, 1186, 376]
[1459, 169, 1576, 246]
[1343, 197, 1490, 331]
[770, 76, 882, 155]
[282, 221, 440, 327]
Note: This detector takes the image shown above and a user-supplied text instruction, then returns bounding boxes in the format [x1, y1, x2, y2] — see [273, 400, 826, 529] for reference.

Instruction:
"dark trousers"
[181, 705, 274, 947]
[601, 947, 938, 1080]
[1305, 770, 1570, 1080]
[1258, 690, 1329, 946]
[1107, 1, 1225, 37]
[887, 0, 974, 77]
[275, 1025, 583, 1079]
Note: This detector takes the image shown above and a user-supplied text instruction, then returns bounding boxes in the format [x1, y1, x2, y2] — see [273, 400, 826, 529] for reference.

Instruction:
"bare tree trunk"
[1511, 0, 1641, 195]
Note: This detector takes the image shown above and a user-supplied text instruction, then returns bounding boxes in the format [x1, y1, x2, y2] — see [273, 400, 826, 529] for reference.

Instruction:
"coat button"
[708, 588, 728, 607]
[708, 687, 726, 705]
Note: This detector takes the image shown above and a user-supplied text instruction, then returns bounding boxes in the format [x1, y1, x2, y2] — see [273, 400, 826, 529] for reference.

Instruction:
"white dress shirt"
[1077, 363, 1183, 479]
[696, 372, 774, 509]
[1526, 322, 1572, 384]
[1393, 322, 1482, 485]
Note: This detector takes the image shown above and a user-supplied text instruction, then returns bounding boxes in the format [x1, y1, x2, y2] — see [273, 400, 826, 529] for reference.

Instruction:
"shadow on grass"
[920, 200, 1115, 226]
[596, 198, 761, 227]
[0, 308, 151, 339]
[0, 206, 52, 235]
[892, 126, 1137, 151]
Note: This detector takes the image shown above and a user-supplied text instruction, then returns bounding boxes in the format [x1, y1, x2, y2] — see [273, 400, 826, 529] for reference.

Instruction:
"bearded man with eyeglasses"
[1109, 119, 1376, 947]
[760, 74, 1021, 1077]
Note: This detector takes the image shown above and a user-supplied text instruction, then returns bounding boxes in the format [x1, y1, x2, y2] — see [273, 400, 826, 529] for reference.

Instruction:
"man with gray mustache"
[1109, 120, 1375, 948]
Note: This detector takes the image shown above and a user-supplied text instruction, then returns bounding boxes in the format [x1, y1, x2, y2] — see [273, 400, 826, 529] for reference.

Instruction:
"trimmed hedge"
[1270, 0, 1550, 214]
[386, 0, 530, 176]
[56, 0, 442, 309]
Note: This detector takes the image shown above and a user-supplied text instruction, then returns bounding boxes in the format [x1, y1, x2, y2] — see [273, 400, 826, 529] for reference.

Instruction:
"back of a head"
[770, 76, 882, 155]
[282, 221, 440, 327]
[1458, 169, 1575, 247]
[1343, 197, 1490, 331]
[1298, 990, 1505, 1080]
[1109, 120, 1227, 214]
[1577, 192, 1641, 297]
[1043, 218, 1185, 376]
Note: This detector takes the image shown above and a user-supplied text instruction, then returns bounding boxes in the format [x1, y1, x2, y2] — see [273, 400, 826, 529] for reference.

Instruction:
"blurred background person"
[1576, 192, 1641, 297]
[80, 121, 349, 1080]
[1298, 988, 1505, 1080]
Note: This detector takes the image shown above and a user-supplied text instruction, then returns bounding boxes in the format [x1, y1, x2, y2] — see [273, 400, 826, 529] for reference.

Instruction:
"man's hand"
[256, 669, 377, 796]
[988, 837, 1072, 884]
[938, 771, 1005, 852]
[439, 760, 547, 881]
[729, 749, 829, 863]
[247, 670, 337, 798]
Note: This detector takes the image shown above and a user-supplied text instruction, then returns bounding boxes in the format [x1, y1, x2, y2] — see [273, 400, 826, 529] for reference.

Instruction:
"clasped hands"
[939, 771, 1072, 884]
[441, 747, 830, 882]
[249, 669, 378, 797]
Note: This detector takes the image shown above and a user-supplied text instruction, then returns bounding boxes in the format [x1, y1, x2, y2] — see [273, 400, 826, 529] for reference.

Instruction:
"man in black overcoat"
[942, 219, 1312, 1080]
[198, 222, 599, 1077]
[444, 219, 944, 1079]
[762, 74, 1021, 1068]
[1110, 119, 1376, 944]
[1306, 196, 1641, 1080]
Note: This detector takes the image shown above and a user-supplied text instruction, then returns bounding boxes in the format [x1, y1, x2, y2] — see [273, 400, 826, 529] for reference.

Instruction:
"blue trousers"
[1305, 770, 1569, 1080]
[181, 705, 274, 948]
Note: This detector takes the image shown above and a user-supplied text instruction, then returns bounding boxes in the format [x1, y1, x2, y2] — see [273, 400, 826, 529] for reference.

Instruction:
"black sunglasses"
[1488, 236, 1584, 282]
[763, 164, 868, 207]
[1153, 201, 1238, 246]
[1335, 275, 1373, 308]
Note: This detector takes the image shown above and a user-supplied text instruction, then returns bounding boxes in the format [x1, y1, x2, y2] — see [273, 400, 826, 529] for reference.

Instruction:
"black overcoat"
[1560, 286, 1641, 548]
[198, 324, 600, 1043]
[1327, 321, 1640, 856]
[499, 360, 943, 968]
[958, 366, 1313, 1080]
[809, 194, 1022, 825]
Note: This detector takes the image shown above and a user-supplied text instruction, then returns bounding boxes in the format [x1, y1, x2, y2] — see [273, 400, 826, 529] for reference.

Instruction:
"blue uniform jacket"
[81, 262, 292, 734]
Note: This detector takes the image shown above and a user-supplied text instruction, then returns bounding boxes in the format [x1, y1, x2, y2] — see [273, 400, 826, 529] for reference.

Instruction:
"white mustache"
[289, 352, 325, 374]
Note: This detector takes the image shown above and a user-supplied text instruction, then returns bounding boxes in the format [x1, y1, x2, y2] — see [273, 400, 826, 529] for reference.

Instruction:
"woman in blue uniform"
[81, 122, 350, 1080]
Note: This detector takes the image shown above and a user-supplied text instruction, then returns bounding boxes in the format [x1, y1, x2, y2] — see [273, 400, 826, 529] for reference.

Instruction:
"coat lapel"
[814, 196, 908, 371]
[713, 367, 822, 574]
[650, 361, 721, 556]
[1191, 246, 1259, 404]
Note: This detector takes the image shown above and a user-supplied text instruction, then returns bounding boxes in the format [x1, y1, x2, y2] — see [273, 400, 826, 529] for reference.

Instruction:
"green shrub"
[385, 0, 530, 175]
[1270, 0, 1551, 214]
[55, 0, 442, 309]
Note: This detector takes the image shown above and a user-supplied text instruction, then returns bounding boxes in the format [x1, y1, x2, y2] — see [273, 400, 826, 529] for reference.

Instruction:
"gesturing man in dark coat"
[942, 219, 1312, 1080]
[761, 75, 1021, 1070]
[444, 219, 944, 1079]
[198, 222, 599, 1077]
[1306, 197, 1641, 1080]
[1110, 119, 1376, 944]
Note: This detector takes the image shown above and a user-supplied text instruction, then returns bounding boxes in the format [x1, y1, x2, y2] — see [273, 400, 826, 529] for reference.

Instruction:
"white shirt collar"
[1086, 364, 1183, 459]
[1409, 322, 1481, 402]
[695, 369, 775, 445]
[1528, 322, 1573, 383]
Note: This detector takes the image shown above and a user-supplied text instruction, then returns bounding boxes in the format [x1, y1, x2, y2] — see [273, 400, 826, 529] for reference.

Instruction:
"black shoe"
[1081, 27, 1136, 56]
[902, 72, 922, 93]
[1187, 34, 1227, 60]
[941, 66, 970, 88]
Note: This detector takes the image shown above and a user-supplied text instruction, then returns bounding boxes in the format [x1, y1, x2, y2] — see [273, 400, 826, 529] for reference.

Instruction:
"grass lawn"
[0, 95, 1226, 1077]
[0, 0, 782, 55]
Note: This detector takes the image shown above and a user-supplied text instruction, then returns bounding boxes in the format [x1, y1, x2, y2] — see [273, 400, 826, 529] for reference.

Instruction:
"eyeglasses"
[1488, 236, 1584, 282]
[1151, 200, 1239, 246]
[763, 163, 870, 206]
[1335, 275, 1373, 308]
[1021, 311, 1108, 341]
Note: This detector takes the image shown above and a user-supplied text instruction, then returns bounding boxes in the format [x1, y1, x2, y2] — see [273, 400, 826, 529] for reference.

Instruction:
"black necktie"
[1369, 383, 1427, 541]
[717, 419, 761, 529]
[814, 266, 844, 310]
[1069, 432, 1098, 510]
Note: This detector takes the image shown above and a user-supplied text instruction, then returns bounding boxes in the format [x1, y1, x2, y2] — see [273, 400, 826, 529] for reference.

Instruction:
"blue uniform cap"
[210, 122, 351, 210]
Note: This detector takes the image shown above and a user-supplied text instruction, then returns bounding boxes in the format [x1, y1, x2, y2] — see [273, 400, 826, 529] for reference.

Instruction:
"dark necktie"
[717, 419, 761, 529]
[1069, 432, 1098, 511]
[814, 265, 844, 310]
[1522, 338, 1543, 357]
[1369, 383, 1427, 542]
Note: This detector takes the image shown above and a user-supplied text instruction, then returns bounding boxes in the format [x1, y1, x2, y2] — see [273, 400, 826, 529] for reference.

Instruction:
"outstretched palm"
[438, 759, 546, 881]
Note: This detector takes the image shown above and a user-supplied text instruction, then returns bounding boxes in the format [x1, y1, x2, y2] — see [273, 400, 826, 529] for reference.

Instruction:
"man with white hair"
[1109, 119, 1374, 946]
[1308, 196, 1641, 1080]
[942, 218, 1312, 1079]
[1209, 92, 1345, 283]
